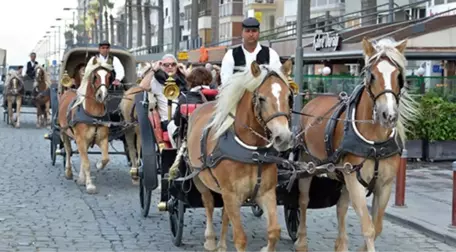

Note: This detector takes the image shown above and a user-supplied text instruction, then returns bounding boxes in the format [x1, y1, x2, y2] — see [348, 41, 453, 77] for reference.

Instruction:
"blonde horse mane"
[364, 37, 419, 144]
[72, 61, 113, 109]
[206, 63, 289, 139]
[34, 65, 52, 88]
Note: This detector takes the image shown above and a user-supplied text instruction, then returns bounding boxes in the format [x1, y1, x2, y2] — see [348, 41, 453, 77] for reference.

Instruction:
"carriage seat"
[179, 89, 219, 116]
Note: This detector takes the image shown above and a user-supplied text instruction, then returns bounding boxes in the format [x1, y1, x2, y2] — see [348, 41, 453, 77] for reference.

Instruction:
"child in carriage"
[167, 66, 216, 148]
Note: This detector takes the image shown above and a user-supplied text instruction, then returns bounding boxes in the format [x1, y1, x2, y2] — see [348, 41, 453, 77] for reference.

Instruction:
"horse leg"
[295, 177, 313, 252]
[75, 135, 96, 194]
[125, 129, 139, 181]
[193, 177, 217, 251]
[344, 172, 376, 252]
[222, 192, 247, 252]
[217, 207, 229, 252]
[358, 182, 393, 252]
[256, 188, 281, 252]
[335, 187, 350, 252]
[62, 133, 73, 180]
[96, 134, 110, 170]
[15, 97, 22, 128]
[7, 98, 13, 125]
[45, 100, 51, 125]
[36, 104, 41, 128]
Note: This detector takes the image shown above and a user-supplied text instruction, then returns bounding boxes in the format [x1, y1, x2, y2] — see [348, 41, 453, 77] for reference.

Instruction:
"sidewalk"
[368, 161, 456, 246]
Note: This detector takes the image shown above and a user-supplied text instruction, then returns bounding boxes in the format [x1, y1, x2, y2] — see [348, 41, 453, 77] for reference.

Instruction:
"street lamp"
[64, 6, 87, 44]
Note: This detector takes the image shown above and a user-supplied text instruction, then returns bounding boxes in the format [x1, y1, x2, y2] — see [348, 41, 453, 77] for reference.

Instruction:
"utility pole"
[158, 0, 164, 52]
[172, 0, 180, 56]
[388, 0, 394, 23]
[211, 0, 219, 45]
[144, 0, 152, 52]
[191, 0, 198, 48]
[293, 0, 304, 133]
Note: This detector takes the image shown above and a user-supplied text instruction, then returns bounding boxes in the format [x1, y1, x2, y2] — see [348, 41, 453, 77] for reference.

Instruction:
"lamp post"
[64, 6, 87, 44]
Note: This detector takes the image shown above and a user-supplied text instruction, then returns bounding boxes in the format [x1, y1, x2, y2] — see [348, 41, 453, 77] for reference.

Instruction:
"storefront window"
[434, 0, 445, 5]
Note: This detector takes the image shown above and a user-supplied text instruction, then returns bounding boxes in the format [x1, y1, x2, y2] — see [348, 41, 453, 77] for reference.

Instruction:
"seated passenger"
[72, 63, 86, 89]
[167, 67, 215, 148]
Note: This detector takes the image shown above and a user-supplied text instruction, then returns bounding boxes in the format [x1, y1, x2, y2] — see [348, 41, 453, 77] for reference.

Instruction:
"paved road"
[0, 109, 455, 252]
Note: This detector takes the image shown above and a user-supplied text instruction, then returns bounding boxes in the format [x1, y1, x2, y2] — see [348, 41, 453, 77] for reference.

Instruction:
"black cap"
[99, 40, 111, 47]
[242, 17, 260, 29]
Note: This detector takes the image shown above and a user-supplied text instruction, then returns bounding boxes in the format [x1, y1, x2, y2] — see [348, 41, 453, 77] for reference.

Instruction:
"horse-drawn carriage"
[132, 37, 416, 252]
[2, 71, 46, 127]
[43, 44, 159, 194]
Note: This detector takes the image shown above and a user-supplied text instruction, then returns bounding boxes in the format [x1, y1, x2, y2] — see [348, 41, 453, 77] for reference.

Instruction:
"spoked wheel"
[139, 174, 152, 218]
[284, 205, 300, 242]
[169, 196, 185, 246]
[251, 204, 264, 217]
[50, 135, 57, 166]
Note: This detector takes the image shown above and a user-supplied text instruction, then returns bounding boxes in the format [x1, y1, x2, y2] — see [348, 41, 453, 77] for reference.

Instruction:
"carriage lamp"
[416, 66, 425, 77]
[163, 74, 179, 121]
[322, 66, 331, 76]
[157, 201, 168, 211]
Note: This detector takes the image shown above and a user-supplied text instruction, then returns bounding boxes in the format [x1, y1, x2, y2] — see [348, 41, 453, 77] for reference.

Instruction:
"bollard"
[395, 149, 407, 207]
[452, 161, 456, 227]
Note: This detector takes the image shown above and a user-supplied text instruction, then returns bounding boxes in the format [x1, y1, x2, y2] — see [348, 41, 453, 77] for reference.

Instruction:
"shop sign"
[313, 33, 342, 51]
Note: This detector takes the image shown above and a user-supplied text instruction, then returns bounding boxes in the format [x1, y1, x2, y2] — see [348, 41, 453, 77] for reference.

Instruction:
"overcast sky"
[0, 0, 124, 65]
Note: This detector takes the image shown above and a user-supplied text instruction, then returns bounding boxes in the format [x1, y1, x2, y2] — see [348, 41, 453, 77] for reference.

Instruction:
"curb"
[371, 205, 456, 247]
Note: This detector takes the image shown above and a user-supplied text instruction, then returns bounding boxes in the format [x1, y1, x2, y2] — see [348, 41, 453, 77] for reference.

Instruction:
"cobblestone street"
[0, 109, 455, 252]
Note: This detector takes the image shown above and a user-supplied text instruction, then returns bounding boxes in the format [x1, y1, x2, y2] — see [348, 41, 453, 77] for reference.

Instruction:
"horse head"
[33, 65, 48, 89]
[361, 37, 408, 129]
[6, 71, 22, 96]
[88, 59, 113, 103]
[209, 59, 294, 152]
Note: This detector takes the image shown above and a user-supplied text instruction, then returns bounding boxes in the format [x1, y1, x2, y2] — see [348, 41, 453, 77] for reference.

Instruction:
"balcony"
[245, 0, 276, 10]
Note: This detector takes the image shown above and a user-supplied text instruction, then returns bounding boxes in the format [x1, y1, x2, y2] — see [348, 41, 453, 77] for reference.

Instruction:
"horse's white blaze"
[376, 60, 396, 111]
[97, 69, 109, 98]
[271, 83, 282, 111]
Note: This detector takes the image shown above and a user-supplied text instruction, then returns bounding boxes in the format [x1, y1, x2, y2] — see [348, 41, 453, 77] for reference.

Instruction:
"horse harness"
[176, 69, 295, 201]
[300, 78, 404, 197]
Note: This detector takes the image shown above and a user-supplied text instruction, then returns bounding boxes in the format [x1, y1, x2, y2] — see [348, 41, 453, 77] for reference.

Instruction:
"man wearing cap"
[26, 53, 39, 79]
[220, 17, 282, 86]
[87, 41, 125, 86]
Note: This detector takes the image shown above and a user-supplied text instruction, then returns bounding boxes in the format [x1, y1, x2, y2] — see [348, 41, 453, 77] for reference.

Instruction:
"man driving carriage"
[87, 41, 125, 87]
[220, 17, 282, 85]
[26, 53, 38, 79]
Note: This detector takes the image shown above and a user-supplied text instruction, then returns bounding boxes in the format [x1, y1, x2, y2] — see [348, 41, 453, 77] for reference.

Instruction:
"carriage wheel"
[284, 206, 300, 242]
[139, 176, 152, 217]
[251, 204, 264, 217]
[50, 135, 57, 166]
[169, 196, 185, 246]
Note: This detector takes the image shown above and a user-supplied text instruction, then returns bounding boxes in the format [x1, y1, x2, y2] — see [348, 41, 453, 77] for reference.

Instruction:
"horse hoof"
[131, 179, 139, 186]
[204, 240, 217, 252]
[65, 173, 73, 180]
[76, 177, 85, 185]
[86, 184, 97, 194]
[217, 245, 227, 252]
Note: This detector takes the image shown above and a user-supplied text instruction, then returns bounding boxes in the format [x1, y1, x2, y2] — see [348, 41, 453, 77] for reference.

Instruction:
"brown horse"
[57, 59, 113, 194]
[119, 61, 156, 183]
[4, 70, 24, 128]
[294, 38, 418, 252]
[32, 65, 51, 127]
[187, 60, 294, 252]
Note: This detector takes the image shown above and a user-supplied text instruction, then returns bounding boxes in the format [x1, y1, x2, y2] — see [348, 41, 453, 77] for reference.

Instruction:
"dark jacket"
[26, 61, 38, 79]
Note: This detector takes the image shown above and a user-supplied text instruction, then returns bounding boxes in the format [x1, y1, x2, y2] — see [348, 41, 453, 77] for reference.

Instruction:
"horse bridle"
[364, 57, 404, 109]
[90, 66, 111, 97]
[7, 77, 22, 95]
[252, 69, 294, 138]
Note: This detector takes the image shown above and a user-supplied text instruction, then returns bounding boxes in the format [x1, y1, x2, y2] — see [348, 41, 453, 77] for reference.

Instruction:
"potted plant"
[419, 92, 456, 161]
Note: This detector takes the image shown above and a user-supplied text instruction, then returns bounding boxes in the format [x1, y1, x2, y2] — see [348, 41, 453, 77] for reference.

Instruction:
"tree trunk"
[158, 0, 164, 52]
[144, 0, 152, 53]
[98, 0, 103, 41]
[210, 0, 219, 45]
[127, 0, 133, 48]
[136, 0, 143, 47]
[191, 0, 198, 48]
[361, 0, 377, 26]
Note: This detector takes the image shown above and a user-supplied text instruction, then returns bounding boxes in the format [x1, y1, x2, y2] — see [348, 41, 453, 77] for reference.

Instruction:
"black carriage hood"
[154, 69, 187, 92]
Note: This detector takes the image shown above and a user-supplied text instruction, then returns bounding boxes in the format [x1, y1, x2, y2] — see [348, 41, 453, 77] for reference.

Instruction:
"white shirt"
[150, 77, 178, 122]
[88, 54, 125, 81]
[220, 43, 282, 86]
